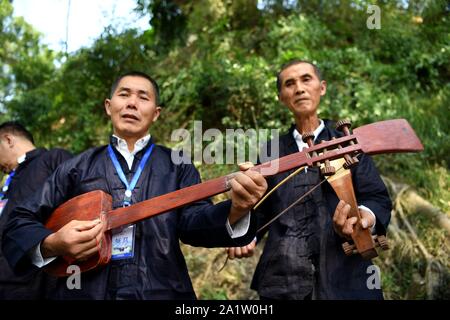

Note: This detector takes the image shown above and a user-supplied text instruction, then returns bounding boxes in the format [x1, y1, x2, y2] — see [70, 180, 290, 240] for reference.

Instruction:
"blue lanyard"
[0, 170, 15, 199]
[107, 143, 155, 206]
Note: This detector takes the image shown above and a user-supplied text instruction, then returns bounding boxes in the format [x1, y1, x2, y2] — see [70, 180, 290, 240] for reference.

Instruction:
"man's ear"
[104, 99, 112, 116]
[152, 106, 162, 122]
[320, 80, 327, 96]
[2, 133, 14, 148]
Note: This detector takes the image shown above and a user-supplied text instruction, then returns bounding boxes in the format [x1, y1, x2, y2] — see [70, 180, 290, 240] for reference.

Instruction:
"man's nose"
[295, 82, 305, 95]
[126, 95, 138, 108]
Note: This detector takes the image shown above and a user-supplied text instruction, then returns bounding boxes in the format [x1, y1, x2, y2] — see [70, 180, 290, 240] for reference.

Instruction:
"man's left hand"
[333, 200, 375, 239]
[228, 162, 267, 225]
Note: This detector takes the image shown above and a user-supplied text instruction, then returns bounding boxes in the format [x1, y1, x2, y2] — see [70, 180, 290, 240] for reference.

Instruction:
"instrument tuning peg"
[321, 165, 336, 176]
[302, 132, 317, 163]
[320, 140, 336, 176]
[301, 132, 315, 147]
[343, 155, 359, 169]
[336, 119, 352, 136]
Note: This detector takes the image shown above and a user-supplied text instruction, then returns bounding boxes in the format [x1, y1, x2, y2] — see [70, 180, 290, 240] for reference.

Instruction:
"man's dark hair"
[276, 59, 323, 94]
[110, 71, 160, 105]
[0, 121, 34, 144]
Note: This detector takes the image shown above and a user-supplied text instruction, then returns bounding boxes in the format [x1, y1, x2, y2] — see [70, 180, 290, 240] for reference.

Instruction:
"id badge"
[0, 199, 8, 217]
[111, 225, 135, 260]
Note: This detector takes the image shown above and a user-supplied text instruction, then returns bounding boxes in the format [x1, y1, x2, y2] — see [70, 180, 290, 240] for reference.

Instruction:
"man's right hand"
[226, 239, 257, 259]
[41, 219, 104, 261]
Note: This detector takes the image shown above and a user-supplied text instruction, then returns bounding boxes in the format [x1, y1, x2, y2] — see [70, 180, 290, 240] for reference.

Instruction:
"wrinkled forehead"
[114, 76, 155, 94]
[279, 62, 318, 82]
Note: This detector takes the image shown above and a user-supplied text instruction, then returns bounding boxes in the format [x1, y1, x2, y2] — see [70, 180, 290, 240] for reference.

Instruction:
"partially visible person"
[0, 121, 72, 299]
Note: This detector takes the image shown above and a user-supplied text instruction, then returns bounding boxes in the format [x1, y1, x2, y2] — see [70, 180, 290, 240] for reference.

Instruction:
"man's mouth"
[122, 114, 139, 121]
[295, 98, 308, 104]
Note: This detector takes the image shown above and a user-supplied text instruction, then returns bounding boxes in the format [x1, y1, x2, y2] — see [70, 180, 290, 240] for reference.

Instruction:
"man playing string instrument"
[2, 71, 267, 300]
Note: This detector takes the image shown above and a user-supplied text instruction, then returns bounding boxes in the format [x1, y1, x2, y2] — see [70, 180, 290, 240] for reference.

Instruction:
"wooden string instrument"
[44, 119, 423, 276]
[303, 120, 389, 260]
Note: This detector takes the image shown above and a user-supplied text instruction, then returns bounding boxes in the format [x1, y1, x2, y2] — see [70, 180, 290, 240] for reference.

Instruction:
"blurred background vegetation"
[0, 0, 448, 299]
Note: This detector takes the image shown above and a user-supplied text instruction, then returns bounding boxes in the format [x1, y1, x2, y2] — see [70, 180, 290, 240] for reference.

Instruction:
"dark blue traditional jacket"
[252, 120, 391, 300]
[3, 139, 256, 299]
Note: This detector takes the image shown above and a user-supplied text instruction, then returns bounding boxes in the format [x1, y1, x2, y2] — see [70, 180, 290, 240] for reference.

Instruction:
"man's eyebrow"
[137, 89, 150, 95]
[117, 87, 150, 95]
[283, 77, 295, 84]
[300, 72, 313, 78]
[283, 72, 314, 83]
[117, 87, 131, 92]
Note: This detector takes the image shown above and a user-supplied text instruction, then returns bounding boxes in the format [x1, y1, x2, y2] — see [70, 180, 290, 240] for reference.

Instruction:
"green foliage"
[41, 28, 159, 152]
[135, 0, 187, 51]
[0, 0, 56, 113]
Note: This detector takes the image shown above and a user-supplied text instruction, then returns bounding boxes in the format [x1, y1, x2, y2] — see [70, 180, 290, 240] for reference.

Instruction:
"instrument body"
[45, 190, 112, 276]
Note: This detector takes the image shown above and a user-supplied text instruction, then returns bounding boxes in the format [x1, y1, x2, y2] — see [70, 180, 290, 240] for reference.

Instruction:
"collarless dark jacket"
[2, 140, 257, 300]
[251, 120, 392, 299]
[0, 148, 72, 299]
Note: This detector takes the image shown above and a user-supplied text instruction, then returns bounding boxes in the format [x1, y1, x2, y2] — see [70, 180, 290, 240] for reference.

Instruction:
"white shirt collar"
[17, 154, 26, 165]
[112, 134, 151, 170]
[113, 134, 151, 155]
[292, 119, 325, 148]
